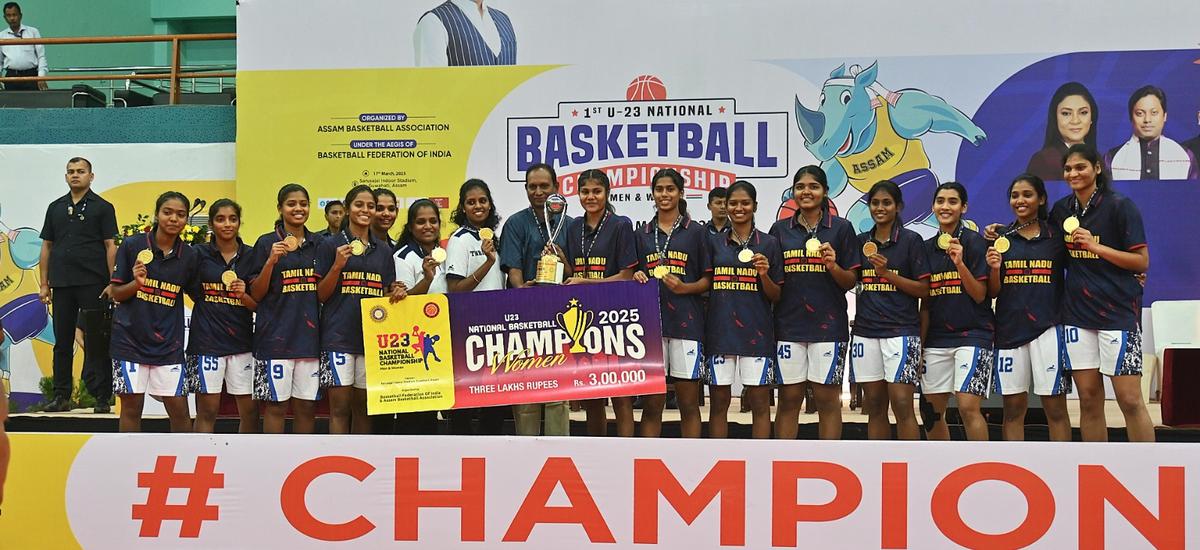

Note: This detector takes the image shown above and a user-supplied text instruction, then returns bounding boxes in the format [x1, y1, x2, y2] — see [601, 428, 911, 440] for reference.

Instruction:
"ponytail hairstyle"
[934, 181, 969, 205]
[577, 169, 616, 214]
[339, 184, 375, 231]
[650, 168, 688, 217]
[792, 164, 831, 213]
[1008, 173, 1049, 220]
[155, 191, 191, 216]
[206, 198, 242, 243]
[275, 183, 309, 225]
[451, 178, 501, 229]
[398, 198, 441, 249]
[726, 179, 758, 203]
[1062, 143, 1109, 194]
[866, 179, 903, 207]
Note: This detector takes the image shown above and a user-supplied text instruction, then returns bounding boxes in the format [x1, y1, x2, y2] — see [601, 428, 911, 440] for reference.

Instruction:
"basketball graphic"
[423, 301, 440, 318]
[626, 74, 667, 101]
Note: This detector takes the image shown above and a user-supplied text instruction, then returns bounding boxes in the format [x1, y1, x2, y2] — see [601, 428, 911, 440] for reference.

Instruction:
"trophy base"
[534, 256, 565, 285]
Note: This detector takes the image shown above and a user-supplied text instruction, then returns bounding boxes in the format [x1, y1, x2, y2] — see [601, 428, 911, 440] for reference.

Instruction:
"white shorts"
[994, 326, 1071, 396]
[922, 346, 993, 397]
[848, 335, 921, 385]
[707, 355, 778, 387]
[663, 338, 705, 380]
[187, 352, 255, 395]
[112, 359, 187, 397]
[324, 351, 368, 389]
[1062, 326, 1142, 377]
[776, 341, 847, 385]
[253, 358, 321, 402]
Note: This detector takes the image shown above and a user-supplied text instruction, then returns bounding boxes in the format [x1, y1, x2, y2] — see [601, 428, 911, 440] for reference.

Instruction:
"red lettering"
[881, 462, 907, 549]
[1078, 465, 1184, 550]
[931, 463, 1053, 548]
[503, 457, 615, 543]
[632, 459, 746, 546]
[394, 457, 486, 542]
[771, 461, 863, 547]
[280, 456, 376, 541]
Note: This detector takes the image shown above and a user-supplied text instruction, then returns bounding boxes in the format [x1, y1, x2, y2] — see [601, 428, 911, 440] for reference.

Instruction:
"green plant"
[34, 375, 104, 410]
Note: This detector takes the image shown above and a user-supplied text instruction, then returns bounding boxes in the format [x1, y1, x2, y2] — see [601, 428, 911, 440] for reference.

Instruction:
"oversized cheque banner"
[362, 281, 664, 414]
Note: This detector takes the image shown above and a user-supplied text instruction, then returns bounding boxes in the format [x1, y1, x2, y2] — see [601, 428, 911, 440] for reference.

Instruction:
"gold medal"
[350, 240, 365, 256]
[1062, 216, 1080, 233]
[136, 249, 153, 265]
[653, 265, 669, 279]
[431, 247, 448, 263]
[220, 270, 238, 287]
[737, 248, 753, 263]
[479, 228, 494, 241]
[993, 236, 1011, 254]
[805, 238, 821, 253]
[862, 241, 878, 257]
[283, 234, 299, 251]
[937, 233, 952, 250]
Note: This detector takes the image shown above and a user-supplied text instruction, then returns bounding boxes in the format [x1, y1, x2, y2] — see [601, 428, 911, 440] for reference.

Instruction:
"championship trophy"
[534, 194, 569, 285]
[556, 298, 594, 353]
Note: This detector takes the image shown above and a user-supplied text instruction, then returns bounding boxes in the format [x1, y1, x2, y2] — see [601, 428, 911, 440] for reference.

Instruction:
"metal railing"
[0, 33, 236, 104]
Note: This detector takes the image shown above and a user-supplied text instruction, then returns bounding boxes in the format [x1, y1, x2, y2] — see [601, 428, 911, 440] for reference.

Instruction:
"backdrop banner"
[237, 0, 1200, 303]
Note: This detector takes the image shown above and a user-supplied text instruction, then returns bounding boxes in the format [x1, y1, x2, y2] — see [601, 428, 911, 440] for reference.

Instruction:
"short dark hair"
[525, 162, 558, 188]
[323, 200, 343, 214]
[707, 187, 728, 204]
[66, 156, 92, 171]
[1127, 85, 1167, 119]
[3, 3, 21, 14]
[934, 181, 969, 205]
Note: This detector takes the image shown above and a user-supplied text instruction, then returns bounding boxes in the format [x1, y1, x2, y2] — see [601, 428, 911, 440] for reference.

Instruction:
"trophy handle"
[580, 310, 594, 330]
[555, 311, 567, 332]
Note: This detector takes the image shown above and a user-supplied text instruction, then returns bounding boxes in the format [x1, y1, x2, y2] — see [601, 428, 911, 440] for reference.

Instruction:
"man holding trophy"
[499, 163, 572, 435]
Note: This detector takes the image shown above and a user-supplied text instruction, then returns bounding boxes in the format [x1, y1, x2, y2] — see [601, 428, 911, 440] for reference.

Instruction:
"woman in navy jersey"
[185, 199, 258, 433]
[633, 169, 711, 438]
[565, 169, 638, 436]
[986, 174, 1072, 441]
[851, 181, 929, 440]
[1053, 144, 1153, 442]
[317, 185, 406, 434]
[769, 166, 859, 440]
[372, 188, 400, 249]
[919, 182, 994, 441]
[109, 191, 198, 433]
[390, 198, 445, 434]
[445, 179, 507, 435]
[246, 183, 323, 434]
[706, 180, 783, 439]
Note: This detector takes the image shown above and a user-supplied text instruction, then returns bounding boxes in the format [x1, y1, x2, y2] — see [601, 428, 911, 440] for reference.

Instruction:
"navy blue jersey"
[634, 215, 710, 341]
[186, 241, 254, 357]
[923, 224, 994, 348]
[243, 225, 323, 359]
[498, 208, 573, 283]
[1050, 191, 1146, 331]
[993, 221, 1066, 349]
[565, 213, 638, 280]
[770, 212, 860, 343]
[109, 231, 198, 365]
[853, 224, 930, 338]
[705, 228, 784, 357]
[315, 232, 396, 354]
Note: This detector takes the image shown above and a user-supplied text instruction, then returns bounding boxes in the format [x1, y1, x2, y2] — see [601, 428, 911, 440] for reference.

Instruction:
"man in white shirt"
[0, 2, 47, 91]
[412, 0, 517, 67]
